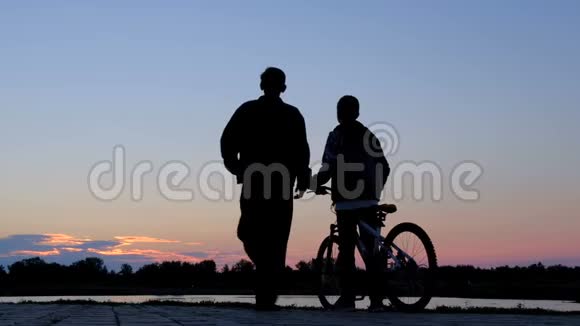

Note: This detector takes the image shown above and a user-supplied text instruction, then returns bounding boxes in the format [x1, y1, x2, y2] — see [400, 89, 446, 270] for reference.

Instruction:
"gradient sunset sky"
[1, 1, 579, 270]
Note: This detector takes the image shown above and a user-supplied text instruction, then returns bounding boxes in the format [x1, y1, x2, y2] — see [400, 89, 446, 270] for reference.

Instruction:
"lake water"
[0, 295, 579, 312]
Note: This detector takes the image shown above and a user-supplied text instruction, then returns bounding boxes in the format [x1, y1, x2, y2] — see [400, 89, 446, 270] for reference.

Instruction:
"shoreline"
[2, 299, 580, 315]
[0, 292, 578, 302]
[0, 290, 578, 302]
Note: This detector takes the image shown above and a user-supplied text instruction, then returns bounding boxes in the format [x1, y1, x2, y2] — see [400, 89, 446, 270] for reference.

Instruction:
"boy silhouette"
[312, 95, 390, 310]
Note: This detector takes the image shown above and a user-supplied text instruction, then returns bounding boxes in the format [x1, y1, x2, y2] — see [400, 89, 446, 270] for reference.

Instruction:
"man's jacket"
[221, 96, 311, 200]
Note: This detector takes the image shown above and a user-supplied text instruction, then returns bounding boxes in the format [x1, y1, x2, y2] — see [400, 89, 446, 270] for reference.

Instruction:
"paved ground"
[0, 304, 578, 326]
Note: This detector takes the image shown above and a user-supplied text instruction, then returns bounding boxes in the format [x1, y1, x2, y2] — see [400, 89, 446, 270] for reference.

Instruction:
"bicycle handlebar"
[307, 185, 397, 215]
[310, 185, 331, 195]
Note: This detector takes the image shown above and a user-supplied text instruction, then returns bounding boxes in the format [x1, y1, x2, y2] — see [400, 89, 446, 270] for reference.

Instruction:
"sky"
[0, 0, 579, 270]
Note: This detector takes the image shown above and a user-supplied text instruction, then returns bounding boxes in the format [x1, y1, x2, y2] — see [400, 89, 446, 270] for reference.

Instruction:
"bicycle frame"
[328, 212, 417, 271]
[357, 220, 416, 269]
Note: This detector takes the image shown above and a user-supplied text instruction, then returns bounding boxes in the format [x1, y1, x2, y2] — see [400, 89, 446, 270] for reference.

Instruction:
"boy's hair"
[337, 95, 360, 122]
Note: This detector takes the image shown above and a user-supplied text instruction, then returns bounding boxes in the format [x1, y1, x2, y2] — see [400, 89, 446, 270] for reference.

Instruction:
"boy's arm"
[314, 131, 337, 188]
[369, 131, 390, 186]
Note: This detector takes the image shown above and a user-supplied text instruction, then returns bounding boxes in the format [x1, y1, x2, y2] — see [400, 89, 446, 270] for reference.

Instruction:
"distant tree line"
[0, 258, 579, 300]
[436, 262, 580, 300]
[0, 257, 264, 295]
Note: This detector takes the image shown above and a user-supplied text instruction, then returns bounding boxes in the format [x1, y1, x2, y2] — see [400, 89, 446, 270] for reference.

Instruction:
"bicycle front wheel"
[315, 235, 341, 309]
[384, 222, 437, 312]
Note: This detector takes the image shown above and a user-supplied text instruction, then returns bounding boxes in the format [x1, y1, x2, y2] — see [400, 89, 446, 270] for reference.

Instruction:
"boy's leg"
[360, 208, 386, 306]
[336, 209, 358, 303]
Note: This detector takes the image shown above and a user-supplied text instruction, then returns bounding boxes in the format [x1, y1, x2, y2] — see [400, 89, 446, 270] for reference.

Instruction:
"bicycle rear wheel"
[383, 222, 437, 312]
[315, 235, 341, 309]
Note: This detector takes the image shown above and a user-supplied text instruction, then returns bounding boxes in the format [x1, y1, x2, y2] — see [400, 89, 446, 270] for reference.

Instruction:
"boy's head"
[337, 95, 360, 124]
[260, 67, 287, 96]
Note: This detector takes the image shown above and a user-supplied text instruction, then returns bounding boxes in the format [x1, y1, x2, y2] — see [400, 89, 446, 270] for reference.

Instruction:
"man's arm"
[220, 105, 244, 181]
[294, 112, 311, 192]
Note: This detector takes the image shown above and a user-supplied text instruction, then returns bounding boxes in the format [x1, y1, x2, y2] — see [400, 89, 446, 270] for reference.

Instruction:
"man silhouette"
[220, 67, 310, 310]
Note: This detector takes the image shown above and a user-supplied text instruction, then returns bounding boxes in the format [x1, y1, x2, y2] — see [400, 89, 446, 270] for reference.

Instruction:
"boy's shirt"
[335, 199, 379, 211]
[315, 120, 390, 207]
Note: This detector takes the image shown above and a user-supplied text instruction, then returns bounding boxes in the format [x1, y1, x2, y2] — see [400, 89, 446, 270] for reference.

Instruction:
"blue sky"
[0, 1, 579, 268]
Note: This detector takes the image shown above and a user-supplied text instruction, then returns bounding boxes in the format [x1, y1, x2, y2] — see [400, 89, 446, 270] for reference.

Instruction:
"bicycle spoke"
[386, 229, 434, 307]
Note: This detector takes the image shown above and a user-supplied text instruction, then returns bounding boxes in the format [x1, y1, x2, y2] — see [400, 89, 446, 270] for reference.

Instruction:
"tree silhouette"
[69, 258, 108, 282]
[0, 265, 6, 284]
[295, 259, 316, 273]
[119, 264, 133, 278]
[8, 257, 66, 284]
[231, 259, 254, 273]
[195, 260, 217, 274]
[0, 257, 579, 300]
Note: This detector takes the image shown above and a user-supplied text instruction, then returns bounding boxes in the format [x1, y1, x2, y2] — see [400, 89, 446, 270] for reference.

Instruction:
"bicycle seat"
[378, 204, 397, 214]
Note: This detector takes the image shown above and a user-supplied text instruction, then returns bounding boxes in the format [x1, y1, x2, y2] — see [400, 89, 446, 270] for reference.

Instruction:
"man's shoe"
[255, 293, 278, 310]
[333, 296, 356, 311]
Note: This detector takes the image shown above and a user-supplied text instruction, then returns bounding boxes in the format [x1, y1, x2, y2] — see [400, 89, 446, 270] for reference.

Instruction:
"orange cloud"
[61, 247, 84, 253]
[37, 234, 92, 246]
[184, 242, 204, 246]
[11, 249, 61, 256]
[87, 248, 201, 263]
[113, 236, 180, 245]
[1, 233, 215, 266]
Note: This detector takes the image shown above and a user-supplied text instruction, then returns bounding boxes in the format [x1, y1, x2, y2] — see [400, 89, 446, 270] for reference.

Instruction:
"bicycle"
[313, 186, 437, 312]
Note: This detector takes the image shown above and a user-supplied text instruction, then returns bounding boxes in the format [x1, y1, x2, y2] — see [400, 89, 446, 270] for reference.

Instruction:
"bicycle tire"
[315, 235, 341, 309]
[383, 222, 437, 312]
